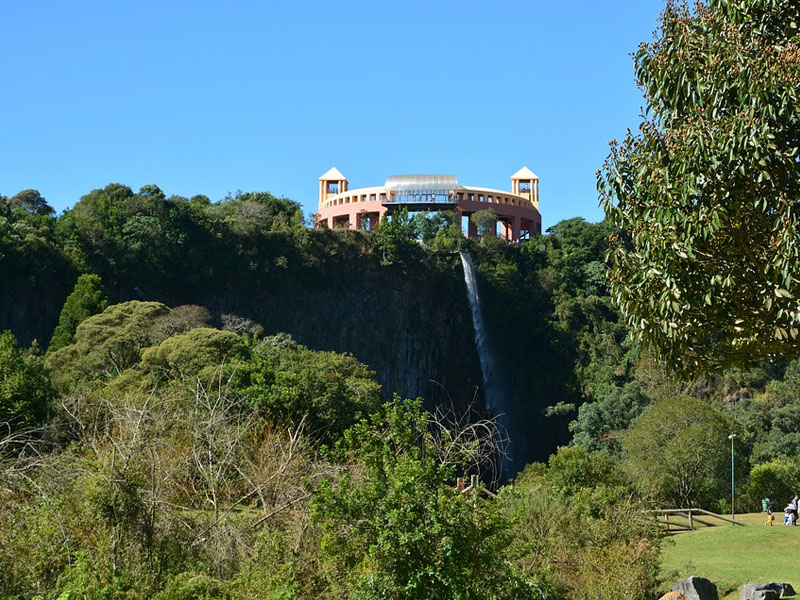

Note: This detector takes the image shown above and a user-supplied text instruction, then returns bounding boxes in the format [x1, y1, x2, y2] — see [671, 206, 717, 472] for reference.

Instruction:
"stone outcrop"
[672, 576, 719, 600]
[740, 582, 795, 600]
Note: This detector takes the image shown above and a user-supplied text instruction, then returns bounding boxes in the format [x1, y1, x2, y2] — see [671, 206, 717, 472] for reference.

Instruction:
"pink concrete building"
[316, 167, 542, 242]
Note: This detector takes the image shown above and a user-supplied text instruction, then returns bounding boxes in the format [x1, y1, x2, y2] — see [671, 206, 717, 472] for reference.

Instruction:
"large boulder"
[672, 576, 719, 600]
[740, 583, 782, 600]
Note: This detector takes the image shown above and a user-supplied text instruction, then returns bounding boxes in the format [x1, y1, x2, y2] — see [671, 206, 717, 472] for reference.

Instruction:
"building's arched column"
[500, 220, 511, 241]
[511, 215, 521, 242]
[467, 215, 478, 238]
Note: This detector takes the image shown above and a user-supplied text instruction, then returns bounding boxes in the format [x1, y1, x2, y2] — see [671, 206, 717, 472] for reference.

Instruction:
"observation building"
[316, 167, 541, 242]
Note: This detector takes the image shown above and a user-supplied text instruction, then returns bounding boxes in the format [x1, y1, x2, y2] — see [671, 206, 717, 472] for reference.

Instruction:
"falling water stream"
[459, 252, 511, 473]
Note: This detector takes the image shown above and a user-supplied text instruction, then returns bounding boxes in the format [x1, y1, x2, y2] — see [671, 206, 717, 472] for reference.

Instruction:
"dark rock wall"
[2, 249, 569, 474]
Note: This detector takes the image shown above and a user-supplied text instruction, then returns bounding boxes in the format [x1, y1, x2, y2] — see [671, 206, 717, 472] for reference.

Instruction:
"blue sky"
[1, 0, 665, 230]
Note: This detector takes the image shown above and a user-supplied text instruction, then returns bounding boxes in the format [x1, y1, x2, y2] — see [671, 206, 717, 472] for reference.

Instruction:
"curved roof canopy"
[384, 174, 458, 192]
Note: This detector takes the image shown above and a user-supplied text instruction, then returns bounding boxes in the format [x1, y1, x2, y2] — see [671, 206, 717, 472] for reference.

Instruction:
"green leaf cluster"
[46, 300, 170, 387]
[140, 327, 243, 383]
[470, 208, 498, 237]
[601, 0, 800, 373]
[501, 446, 660, 600]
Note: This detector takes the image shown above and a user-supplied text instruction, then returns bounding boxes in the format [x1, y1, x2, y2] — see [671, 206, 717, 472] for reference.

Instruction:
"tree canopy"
[600, 0, 800, 373]
[45, 300, 171, 387]
[623, 395, 741, 508]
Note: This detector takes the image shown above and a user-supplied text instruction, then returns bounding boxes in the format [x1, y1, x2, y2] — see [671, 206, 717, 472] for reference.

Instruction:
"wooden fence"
[643, 508, 747, 533]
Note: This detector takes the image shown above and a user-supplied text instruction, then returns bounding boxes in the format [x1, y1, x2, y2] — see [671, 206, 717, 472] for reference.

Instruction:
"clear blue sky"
[1, 0, 665, 230]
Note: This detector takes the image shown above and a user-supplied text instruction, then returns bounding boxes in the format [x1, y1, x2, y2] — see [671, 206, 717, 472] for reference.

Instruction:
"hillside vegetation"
[5, 182, 800, 598]
[7, 0, 800, 597]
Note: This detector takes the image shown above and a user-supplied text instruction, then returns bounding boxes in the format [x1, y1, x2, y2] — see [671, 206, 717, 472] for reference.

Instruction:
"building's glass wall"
[385, 190, 457, 204]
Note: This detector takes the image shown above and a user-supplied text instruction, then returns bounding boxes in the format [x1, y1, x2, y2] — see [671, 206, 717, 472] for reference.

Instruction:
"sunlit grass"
[660, 512, 800, 599]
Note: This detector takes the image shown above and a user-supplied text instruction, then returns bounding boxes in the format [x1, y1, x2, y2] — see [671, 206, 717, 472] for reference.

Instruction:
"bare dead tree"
[0, 422, 48, 488]
[425, 383, 509, 489]
[220, 313, 264, 336]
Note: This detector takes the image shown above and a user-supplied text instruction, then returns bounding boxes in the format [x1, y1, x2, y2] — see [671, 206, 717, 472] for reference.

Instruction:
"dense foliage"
[0, 330, 54, 430]
[45, 300, 172, 387]
[228, 334, 382, 443]
[0, 202, 673, 599]
[0, 192, 75, 299]
[600, 0, 800, 373]
[312, 399, 537, 599]
[623, 395, 742, 508]
[10, 1, 800, 596]
[7, 171, 800, 598]
[1, 310, 559, 599]
[502, 447, 661, 600]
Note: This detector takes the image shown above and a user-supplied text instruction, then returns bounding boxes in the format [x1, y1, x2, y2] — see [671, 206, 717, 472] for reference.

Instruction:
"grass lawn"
[660, 512, 800, 599]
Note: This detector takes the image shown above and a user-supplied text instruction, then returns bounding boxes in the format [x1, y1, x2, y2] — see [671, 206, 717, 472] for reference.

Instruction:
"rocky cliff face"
[0, 271, 75, 351]
[2, 245, 570, 475]
[187, 260, 485, 411]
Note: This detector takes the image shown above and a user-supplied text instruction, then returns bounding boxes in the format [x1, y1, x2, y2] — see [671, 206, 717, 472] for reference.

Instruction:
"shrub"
[228, 335, 381, 441]
[153, 572, 231, 600]
[140, 328, 242, 382]
[312, 399, 542, 599]
[0, 330, 55, 429]
[500, 446, 661, 600]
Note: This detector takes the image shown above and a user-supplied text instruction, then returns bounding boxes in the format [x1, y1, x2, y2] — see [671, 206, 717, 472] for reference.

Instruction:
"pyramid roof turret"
[511, 166, 538, 180]
[319, 167, 347, 181]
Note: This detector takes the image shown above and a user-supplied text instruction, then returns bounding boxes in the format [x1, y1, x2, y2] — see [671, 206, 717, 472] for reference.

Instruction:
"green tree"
[48, 273, 109, 353]
[56, 183, 222, 291]
[312, 399, 539, 599]
[0, 330, 55, 429]
[411, 210, 463, 250]
[207, 190, 303, 235]
[470, 208, 498, 237]
[570, 381, 649, 453]
[732, 358, 800, 463]
[600, 0, 800, 373]
[744, 458, 800, 512]
[623, 395, 742, 508]
[228, 334, 381, 442]
[8, 189, 54, 216]
[140, 327, 242, 382]
[372, 208, 422, 266]
[0, 190, 68, 290]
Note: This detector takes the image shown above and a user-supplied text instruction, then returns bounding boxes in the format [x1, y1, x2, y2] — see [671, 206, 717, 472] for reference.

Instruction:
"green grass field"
[660, 512, 800, 599]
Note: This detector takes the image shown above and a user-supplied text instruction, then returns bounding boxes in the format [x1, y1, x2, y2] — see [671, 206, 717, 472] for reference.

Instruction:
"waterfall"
[459, 252, 511, 472]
